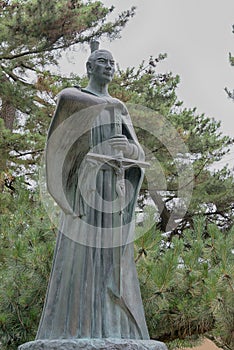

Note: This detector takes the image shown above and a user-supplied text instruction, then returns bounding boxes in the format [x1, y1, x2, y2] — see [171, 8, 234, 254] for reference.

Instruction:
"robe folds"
[36, 87, 149, 340]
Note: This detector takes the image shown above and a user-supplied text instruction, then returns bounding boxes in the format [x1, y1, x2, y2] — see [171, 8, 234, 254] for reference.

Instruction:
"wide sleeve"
[45, 88, 107, 215]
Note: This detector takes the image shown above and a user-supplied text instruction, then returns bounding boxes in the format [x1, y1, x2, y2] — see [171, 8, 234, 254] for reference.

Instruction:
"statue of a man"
[36, 45, 150, 340]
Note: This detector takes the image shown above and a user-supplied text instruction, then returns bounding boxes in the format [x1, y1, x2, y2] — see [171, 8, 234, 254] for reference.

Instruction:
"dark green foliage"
[135, 218, 234, 349]
[0, 179, 55, 349]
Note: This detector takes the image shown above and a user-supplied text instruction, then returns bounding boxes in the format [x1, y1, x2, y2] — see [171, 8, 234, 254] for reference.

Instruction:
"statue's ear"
[86, 61, 93, 76]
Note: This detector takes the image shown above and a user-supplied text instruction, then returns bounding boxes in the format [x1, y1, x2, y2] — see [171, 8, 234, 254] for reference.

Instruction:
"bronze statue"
[20, 42, 167, 350]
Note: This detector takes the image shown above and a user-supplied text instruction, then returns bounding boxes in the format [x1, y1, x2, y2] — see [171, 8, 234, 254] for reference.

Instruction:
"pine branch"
[13, 149, 44, 158]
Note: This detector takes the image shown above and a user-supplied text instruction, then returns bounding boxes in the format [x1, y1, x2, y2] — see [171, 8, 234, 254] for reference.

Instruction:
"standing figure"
[36, 44, 150, 340]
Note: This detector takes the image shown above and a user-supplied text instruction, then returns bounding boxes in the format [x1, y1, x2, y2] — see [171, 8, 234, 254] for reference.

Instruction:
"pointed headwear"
[90, 40, 100, 53]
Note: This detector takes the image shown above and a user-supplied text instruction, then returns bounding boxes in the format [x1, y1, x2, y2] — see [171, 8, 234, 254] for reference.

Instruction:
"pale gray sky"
[61, 0, 234, 168]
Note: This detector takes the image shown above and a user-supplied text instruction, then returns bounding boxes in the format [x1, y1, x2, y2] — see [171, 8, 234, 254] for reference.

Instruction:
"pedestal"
[18, 338, 168, 350]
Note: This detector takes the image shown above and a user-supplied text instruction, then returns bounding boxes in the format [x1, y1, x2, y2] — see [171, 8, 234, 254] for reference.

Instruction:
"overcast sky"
[60, 0, 234, 168]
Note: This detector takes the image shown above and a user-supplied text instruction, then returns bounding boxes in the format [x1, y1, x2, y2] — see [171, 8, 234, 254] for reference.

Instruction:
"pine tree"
[0, 182, 55, 348]
[135, 218, 234, 350]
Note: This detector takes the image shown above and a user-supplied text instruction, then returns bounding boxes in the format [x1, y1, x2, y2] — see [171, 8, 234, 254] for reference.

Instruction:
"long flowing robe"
[36, 87, 149, 340]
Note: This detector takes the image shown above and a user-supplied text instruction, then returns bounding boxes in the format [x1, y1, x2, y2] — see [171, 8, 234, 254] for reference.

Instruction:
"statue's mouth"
[104, 70, 112, 76]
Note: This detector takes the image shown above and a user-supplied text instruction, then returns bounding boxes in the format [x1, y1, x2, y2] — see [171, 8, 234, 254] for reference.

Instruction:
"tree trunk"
[0, 98, 16, 131]
[149, 189, 176, 233]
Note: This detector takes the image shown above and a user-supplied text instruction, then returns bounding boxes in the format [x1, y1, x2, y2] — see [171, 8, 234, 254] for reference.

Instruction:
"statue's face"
[88, 50, 115, 83]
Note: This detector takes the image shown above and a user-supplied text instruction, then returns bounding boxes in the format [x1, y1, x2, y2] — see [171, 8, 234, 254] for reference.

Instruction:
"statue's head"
[86, 47, 115, 83]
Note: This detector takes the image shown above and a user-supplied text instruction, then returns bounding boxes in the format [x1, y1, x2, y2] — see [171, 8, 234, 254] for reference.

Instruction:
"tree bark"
[0, 98, 16, 131]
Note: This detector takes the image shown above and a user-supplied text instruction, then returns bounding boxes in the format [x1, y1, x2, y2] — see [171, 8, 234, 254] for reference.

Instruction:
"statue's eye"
[97, 58, 106, 63]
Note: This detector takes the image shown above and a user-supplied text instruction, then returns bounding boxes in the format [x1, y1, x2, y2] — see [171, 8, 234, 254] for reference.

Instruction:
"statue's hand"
[109, 135, 138, 159]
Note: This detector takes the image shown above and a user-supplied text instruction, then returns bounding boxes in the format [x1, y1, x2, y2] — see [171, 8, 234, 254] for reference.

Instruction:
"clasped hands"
[108, 135, 138, 159]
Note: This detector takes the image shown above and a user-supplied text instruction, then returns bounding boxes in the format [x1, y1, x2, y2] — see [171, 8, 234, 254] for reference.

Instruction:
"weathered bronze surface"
[19, 44, 168, 350]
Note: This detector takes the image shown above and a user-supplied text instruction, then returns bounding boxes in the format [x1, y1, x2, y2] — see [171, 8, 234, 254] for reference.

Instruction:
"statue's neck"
[84, 80, 110, 97]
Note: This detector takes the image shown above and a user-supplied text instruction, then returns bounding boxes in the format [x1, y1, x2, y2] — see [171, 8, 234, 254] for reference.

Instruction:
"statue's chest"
[91, 107, 123, 144]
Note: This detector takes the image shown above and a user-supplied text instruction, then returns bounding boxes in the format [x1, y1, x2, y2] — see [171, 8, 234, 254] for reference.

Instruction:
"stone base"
[18, 338, 168, 350]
